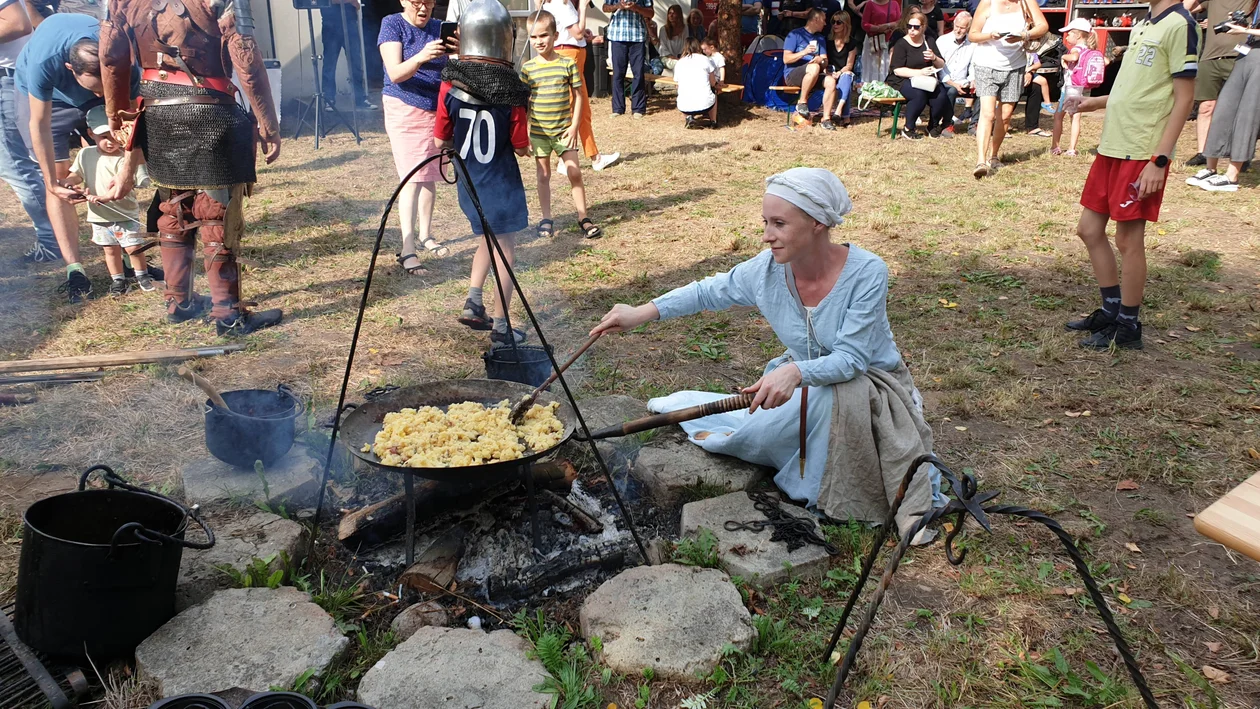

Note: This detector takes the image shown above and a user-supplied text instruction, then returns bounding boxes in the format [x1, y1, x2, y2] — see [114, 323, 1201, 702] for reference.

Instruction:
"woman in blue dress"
[591, 167, 943, 535]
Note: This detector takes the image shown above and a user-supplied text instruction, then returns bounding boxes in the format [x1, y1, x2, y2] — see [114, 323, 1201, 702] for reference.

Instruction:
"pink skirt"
[383, 94, 443, 183]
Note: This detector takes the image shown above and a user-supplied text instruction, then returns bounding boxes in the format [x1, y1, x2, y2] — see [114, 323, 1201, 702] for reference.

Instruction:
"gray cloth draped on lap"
[820, 362, 936, 539]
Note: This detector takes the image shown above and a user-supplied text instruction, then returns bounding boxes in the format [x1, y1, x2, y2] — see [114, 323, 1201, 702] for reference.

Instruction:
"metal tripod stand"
[291, 0, 362, 148]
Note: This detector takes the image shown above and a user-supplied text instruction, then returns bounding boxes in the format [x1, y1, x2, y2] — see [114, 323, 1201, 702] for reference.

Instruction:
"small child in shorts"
[1052, 21, 1095, 156]
[65, 106, 159, 297]
[520, 12, 601, 240]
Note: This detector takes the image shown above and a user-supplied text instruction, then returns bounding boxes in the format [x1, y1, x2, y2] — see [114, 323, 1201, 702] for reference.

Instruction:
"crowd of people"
[0, 0, 1257, 354]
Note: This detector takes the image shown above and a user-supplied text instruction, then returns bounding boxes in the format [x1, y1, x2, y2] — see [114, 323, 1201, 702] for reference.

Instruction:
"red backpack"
[1072, 47, 1106, 89]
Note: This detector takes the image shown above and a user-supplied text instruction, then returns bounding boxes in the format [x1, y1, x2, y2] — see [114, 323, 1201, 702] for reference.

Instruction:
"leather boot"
[158, 189, 202, 321]
[166, 294, 211, 323]
[215, 308, 284, 336]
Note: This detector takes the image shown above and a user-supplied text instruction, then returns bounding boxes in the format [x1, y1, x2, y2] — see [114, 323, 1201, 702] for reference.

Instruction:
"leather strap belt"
[144, 94, 239, 107]
[141, 69, 234, 95]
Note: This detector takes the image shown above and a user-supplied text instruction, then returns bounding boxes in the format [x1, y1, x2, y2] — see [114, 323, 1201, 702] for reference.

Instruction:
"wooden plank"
[650, 76, 745, 93]
[0, 345, 246, 374]
[1194, 472, 1260, 562]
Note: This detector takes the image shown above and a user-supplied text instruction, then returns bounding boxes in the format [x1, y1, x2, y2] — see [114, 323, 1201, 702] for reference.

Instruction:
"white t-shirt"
[674, 53, 716, 112]
[0, 0, 32, 70]
[543, 0, 587, 47]
[704, 50, 726, 82]
[70, 146, 151, 225]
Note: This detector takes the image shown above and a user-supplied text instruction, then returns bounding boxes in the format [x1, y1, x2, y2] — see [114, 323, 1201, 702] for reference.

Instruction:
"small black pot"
[15, 466, 214, 660]
[204, 385, 302, 469]
[483, 344, 555, 388]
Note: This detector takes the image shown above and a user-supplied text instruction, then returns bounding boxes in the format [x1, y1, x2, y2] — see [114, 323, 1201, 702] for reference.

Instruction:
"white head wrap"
[763, 167, 852, 227]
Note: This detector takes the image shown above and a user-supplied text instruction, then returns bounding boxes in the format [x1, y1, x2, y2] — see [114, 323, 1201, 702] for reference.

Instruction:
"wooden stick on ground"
[0, 346, 246, 375]
[0, 372, 107, 386]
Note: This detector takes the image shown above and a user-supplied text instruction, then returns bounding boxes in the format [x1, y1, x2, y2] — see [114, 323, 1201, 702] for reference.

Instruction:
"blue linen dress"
[648, 245, 943, 509]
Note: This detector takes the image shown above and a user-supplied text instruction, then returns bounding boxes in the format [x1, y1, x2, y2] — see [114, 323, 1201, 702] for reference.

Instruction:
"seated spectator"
[656, 4, 687, 70]
[701, 35, 726, 82]
[675, 37, 719, 128]
[889, 4, 921, 45]
[938, 11, 975, 129]
[887, 10, 949, 139]
[820, 11, 858, 129]
[783, 7, 828, 125]
[687, 8, 707, 41]
[1019, 51, 1053, 135]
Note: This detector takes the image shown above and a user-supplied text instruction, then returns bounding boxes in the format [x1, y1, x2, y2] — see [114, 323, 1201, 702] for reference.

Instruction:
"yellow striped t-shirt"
[520, 55, 581, 139]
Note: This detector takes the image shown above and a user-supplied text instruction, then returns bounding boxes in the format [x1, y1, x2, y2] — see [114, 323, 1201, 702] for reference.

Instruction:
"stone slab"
[579, 564, 754, 681]
[136, 587, 347, 697]
[357, 628, 549, 709]
[176, 512, 307, 611]
[632, 441, 771, 505]
[389, 601, 451, 641]
[182, 445, 322, 509]
[681, 491, 830, 587]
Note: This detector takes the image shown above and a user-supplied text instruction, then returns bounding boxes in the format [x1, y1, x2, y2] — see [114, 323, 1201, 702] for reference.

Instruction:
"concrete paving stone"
[357, 627, 549, 709]
[579, 563, 754, 681]
[136, 587, 347, 697]
[681, 491, 831, 587]
[176, 511, 307, 611]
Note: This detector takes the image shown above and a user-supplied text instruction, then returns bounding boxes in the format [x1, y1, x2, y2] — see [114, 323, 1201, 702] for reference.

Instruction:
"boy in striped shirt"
[521, 12, 602, 239]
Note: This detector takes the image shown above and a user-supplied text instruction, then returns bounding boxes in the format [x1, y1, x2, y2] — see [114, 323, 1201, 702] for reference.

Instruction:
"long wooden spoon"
[177, 365, 229, 410]
[508, 332, 603, 424]
[582, 393, 756, 440]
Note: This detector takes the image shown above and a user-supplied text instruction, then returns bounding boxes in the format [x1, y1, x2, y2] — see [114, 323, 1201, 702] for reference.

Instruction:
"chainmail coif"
[442, 59, 530, 107]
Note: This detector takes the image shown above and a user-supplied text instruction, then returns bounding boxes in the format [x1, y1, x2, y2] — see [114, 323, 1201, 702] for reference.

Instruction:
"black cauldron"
[483, 344, 554, 387]
[15, 465, 214, 660]
[204, 385, 303, 469]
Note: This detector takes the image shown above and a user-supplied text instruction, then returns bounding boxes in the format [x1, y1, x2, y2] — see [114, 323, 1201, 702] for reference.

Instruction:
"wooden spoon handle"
[536, 332, 603, 396]
[177, 365, 229, 410]
[585, 393, 756, 440]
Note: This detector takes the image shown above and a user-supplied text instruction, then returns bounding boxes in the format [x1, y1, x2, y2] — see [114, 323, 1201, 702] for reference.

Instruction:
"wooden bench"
[650, 75, 744, 94]
[1194, 472, 1260, 562]
[768, 85, 822, 128]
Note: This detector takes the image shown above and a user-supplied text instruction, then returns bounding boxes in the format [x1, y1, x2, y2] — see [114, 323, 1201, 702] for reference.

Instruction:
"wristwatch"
[1150, 154, 1169, 168]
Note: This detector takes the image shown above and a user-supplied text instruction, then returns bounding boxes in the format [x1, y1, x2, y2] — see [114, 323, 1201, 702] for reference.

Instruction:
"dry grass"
[1, 94, 1258, 706]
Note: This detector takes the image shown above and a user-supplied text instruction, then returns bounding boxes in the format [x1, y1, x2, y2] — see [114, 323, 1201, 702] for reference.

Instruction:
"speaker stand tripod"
[292, 5, 362, 149]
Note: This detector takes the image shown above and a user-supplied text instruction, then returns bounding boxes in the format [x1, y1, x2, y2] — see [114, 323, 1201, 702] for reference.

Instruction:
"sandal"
[422, 238, 450, 257]
[1051, 147, 1063, 155]
[395, 253, 425, 274]
[579, 217, 602, 239]
[1064, 150, 1077, 157]
[973, 162, 989, 180]
[537, 219, 554, 238]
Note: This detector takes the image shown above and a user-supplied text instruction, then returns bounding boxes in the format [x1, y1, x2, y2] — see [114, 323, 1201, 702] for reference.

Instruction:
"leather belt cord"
[144, 94, 238, 107]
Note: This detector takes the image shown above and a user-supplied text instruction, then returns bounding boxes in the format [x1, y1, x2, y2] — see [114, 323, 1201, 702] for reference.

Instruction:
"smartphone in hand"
[439, 21, 458, 51]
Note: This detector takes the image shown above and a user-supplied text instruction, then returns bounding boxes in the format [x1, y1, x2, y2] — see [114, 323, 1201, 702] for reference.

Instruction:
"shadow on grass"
[268, 150, 369, 174]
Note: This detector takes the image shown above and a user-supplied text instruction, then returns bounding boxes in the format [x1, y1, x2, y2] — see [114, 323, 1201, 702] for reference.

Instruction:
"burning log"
[337, 460, 578, 546]
[488, 539, 638, 599]
[541, 489, 603, 534]
[399, 526, 467, 593]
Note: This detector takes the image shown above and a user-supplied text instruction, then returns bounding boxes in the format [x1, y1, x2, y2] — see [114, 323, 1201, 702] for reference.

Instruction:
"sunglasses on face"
[907, 23, 922, 28]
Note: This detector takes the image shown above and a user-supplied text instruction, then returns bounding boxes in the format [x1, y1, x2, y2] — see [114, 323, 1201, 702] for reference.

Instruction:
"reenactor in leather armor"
[98, 0, 283, 334]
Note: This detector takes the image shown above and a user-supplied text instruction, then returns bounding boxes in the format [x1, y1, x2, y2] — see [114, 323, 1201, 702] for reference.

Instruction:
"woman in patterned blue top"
[379, 0, 454, 274]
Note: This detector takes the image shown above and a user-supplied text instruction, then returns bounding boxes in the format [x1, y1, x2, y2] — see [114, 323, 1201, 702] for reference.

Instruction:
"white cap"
[1060, 18, 1092, 34]
[85, 106, 111, 135]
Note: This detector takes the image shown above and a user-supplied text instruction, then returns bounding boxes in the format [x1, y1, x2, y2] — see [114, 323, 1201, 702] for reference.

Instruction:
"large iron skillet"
[338, 379, 577, 482]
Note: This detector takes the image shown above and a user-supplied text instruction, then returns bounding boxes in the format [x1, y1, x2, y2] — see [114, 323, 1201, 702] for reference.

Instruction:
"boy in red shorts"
[1065, 0, 1199, 350]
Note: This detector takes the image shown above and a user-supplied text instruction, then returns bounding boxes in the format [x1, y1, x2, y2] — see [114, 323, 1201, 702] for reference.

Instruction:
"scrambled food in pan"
[364, 400, 565, 468]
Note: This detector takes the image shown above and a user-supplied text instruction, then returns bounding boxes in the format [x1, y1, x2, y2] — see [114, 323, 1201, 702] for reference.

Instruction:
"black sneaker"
[1185, 152, 1206, 167]
[108, 278, 128, 298]
[490, 327, 528, 346]
[900, 128, 922, 140]
[820, 119, 836, 131]
[928, 128, 942, 139]
[1079, 322, 1143, 350]
[1064, 308, 1115, 333]
[134, 272, 157, 292]
[56, 270, 92, 304]
[166, 294, 212, 323]
[684, 115, 697, 129]
[23, 241, 62, 263]
[458, 299, 492, 331]
[215, 308, 283, 336]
